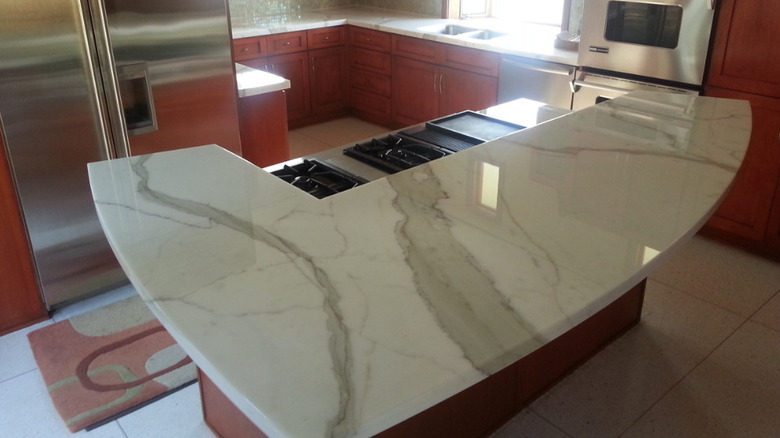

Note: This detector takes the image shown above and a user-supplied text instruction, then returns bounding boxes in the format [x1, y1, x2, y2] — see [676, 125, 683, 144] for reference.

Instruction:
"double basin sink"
[427, 23, 507, 40]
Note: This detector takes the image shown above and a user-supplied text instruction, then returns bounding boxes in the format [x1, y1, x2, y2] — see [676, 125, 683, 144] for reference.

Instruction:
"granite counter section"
[230, 6, 579, 66]
[88, 92, 751, 438]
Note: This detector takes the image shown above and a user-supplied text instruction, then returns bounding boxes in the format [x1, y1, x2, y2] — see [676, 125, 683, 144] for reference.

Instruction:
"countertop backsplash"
[228, 0, 440, 25]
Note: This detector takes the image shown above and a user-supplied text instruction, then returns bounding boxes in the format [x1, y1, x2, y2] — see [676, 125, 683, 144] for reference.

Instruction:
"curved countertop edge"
[235, 63, 291, 98]
[230, 6, 579, 66]
[88, 92, 752, 438]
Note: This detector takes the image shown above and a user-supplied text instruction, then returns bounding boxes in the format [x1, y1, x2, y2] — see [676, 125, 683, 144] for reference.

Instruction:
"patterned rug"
[27, 295, 196, 432]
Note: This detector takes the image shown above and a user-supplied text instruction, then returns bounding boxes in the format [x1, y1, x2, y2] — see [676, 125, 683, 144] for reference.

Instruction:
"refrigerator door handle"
[86, 0, 131, 159]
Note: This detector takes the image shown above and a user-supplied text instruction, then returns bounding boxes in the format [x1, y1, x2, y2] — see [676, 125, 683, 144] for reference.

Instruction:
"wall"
[358, 0, 440, 16]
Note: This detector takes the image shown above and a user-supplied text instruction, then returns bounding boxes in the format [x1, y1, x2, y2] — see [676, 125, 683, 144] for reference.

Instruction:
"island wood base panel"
[200, 279, 646, 438]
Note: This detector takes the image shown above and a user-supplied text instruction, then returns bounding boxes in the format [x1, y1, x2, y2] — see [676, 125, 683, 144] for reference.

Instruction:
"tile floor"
[2, 117, 780, 438]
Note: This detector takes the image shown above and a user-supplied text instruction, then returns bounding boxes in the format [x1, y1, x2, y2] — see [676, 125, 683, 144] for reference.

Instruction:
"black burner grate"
[271, 160, 365, 199]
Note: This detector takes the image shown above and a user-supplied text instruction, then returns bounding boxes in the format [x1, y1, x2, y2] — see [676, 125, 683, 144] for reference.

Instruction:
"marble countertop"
[231, 6, 578, 66]
[88, 92, 751, 438]
[235, 63, 291, 98]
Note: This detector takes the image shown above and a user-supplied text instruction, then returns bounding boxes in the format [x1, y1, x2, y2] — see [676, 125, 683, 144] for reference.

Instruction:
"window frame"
[442, 0, 574, 30]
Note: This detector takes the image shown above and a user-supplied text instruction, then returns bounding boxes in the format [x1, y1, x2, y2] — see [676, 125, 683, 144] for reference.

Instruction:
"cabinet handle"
[241, 47, 249, 52]
[325, 36, 330, 40]
[284, 41, 291, 46]
[439, 74, 444, 95]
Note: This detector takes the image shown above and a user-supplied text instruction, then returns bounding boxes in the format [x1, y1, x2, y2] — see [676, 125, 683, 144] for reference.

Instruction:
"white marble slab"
[88, 92, 751, 438]
[230, 6, 579, 66]
[235, 63, 291, 98]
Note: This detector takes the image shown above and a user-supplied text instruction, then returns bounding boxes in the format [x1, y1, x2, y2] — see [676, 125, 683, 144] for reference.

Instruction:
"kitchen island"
[88, 93, 751, 438]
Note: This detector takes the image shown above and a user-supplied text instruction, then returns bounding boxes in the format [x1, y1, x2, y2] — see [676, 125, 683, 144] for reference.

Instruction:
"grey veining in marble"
[88, 93, 751, 438]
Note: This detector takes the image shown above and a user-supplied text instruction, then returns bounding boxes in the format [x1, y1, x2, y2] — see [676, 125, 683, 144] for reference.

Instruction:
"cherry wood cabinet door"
[392, 56, 439, 127]
[439, 66, 498, 116]
[309, 46, 348, 115]
[768, 183, 780, 254]
[0, 129, 47, 334]
[267, 52, 310, 124]
[703, 87, 780, 244]
[707, 0, 780, 97]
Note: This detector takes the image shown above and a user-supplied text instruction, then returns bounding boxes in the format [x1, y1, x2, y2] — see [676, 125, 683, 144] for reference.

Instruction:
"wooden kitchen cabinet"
[0, 130, 47, 335]
[309, 46, 349, 120]
[238, 90, 290, 167]
[349, 27, 393, 126]
[700, 0, 780, 259]
[391, 35, 498, 127]
[392, 56, 440, 126]
[239, 51, 311, 125]
[234, 28, 349, 128]
[266, 52, 310, 125]
[706, 0, 780, 98]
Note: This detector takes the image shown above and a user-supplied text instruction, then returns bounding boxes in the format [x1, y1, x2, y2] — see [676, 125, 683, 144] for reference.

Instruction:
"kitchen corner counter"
[230, 6, 578, 66]
[88, 93, 750, 438]
[235, 63, 290, 98]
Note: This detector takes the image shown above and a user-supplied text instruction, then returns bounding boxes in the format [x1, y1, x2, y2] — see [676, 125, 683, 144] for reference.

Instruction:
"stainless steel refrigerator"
[0, 0, 242, 308]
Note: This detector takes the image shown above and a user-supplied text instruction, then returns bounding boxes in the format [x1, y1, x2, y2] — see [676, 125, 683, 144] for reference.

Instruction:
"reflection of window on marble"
[478, 162, 501, 211]
[642, 245, 660, 265]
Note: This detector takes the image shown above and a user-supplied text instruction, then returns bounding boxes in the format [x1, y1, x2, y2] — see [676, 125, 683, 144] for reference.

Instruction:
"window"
[455, 0, 570, 28]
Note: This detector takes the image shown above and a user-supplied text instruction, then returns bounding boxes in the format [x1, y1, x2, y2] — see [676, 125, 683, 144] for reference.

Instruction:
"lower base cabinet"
[238, 90, 290, 167]
[199, 280, 646, 438]
[700, 87, 780, 260]
[392, 56, 498, 128]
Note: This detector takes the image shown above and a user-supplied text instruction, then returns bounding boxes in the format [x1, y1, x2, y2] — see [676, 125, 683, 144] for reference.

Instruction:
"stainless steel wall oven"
[574, 0, 716, 109]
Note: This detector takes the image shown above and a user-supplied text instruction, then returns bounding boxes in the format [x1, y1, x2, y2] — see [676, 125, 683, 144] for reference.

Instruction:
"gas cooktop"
[270, 159, 367, 199]
[270, 111, 526, 198]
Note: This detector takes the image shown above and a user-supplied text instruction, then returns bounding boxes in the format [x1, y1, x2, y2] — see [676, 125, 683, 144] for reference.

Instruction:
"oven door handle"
[572, 79, 633, 95]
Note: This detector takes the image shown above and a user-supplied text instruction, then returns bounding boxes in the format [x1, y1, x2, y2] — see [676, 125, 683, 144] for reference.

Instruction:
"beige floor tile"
[529, 280, 744, 438]
[751, 290, 780, 332]
[490, 409, 571, 438]
[287, 130, 331, 159]
[622, 321, 780, 438]
[293, 117, 388, 148]
[650, 236, 780, 318]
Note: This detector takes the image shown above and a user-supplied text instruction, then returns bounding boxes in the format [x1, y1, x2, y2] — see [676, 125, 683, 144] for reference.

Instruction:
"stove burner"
[344, 135, 451, 173]
[271, 159, 365, 199]
[383, 144, 447, 168]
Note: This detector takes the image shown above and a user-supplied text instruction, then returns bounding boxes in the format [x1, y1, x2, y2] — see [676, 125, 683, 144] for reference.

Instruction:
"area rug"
[27, 295, 196, 432]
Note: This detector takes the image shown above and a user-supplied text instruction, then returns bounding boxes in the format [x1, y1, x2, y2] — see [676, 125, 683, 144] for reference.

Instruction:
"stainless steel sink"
[439, 24, 479, 35]
[434, 24, 507, 40]
[465, 29, 507, 40]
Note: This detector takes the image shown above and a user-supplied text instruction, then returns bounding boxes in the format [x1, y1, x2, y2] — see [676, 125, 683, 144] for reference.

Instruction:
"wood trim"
[0, 126, 48, 335]
[238, 90, 290, 167]
[199, 369, 269, 438]
[200, 279, 646, 438]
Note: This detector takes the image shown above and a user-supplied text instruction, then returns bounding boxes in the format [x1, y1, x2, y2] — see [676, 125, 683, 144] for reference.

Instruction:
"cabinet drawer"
[350, 67, 391, 98]
[233, 37, 267, 61]
[267, 31, 307, 55]
[350, 46, 391, 74]
[443, 45, 500, 76]
[308, 26, 346, 49]
[351, 88, 391, 117]
[392, 35, 442, 63]
[349, 27, 391, 52]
